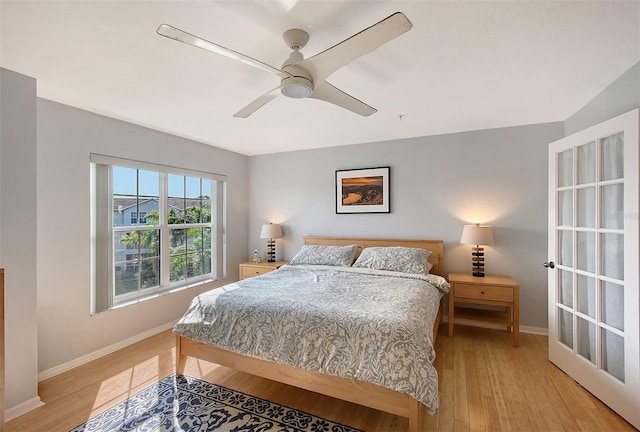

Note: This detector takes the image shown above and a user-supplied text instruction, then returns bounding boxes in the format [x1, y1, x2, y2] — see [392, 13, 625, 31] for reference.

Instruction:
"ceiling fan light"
[281, 83, 312, 99]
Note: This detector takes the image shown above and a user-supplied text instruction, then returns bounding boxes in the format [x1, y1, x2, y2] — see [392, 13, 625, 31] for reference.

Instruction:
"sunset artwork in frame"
[335, 167, 390, 214]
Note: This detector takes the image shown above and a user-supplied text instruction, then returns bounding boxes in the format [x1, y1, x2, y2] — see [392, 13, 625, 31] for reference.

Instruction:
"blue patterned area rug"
[70, 374, 362, 432]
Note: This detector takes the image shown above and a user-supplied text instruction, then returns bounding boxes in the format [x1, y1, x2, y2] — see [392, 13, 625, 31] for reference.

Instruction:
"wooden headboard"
[303, 236, 444, 277]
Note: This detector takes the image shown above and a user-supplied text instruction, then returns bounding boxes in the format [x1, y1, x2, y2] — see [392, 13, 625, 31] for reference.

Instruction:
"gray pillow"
[289, 244, 359, 267]
[352, 246, 432, 275]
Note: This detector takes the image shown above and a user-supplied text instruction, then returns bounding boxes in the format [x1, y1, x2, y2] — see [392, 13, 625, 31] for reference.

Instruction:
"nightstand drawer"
[241, 265, 272, 278]
[455, 283, 513, 302]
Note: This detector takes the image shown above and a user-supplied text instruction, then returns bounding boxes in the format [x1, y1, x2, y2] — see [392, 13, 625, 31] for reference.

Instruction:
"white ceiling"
[1, 1, 638, 155]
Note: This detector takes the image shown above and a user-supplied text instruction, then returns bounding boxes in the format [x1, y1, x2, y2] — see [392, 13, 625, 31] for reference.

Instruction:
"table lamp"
[260, 223, 282, 262]
[460, 224, 494, 277]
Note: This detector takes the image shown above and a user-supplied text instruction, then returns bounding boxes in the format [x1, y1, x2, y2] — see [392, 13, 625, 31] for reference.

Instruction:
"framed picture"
[335, 167, 390, 214]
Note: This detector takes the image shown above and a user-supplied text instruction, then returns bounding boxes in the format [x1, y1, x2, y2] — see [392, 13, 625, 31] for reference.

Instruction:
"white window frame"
[90, 154, 227, 313]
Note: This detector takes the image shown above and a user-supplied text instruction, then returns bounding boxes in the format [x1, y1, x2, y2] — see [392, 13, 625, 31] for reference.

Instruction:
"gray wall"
[0, 69, 40, 412]
[249, 122, 564, 330]
[36, 99, 249, 374]
[565, 62, 640, 136]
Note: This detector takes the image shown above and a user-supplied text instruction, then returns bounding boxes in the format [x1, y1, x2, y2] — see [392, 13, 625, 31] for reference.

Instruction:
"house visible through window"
[91, 154, 226, 312]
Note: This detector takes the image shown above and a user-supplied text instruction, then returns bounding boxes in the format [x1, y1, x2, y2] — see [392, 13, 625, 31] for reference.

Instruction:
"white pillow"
[352, 246, 432, 275]
[289, 244, 359, 267]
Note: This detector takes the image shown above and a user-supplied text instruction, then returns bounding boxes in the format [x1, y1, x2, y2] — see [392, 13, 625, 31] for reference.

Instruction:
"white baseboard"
[520, 325, 548, 335]
[5, 396, 45, 422]
[38, 320, 177, 382]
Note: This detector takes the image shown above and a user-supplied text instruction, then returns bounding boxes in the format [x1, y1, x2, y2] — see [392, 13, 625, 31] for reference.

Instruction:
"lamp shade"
[460, 224, 494, 246]
[260, 223, 282, 239]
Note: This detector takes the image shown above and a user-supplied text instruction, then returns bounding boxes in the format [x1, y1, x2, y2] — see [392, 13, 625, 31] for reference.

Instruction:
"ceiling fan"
[156, 12, 412, 118]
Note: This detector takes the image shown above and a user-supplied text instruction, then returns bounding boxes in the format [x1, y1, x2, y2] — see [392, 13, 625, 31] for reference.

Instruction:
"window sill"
[92, 278, 216, 315]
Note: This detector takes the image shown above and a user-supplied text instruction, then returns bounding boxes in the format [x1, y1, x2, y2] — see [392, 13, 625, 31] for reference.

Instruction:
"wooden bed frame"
[176, 236, 445, 432]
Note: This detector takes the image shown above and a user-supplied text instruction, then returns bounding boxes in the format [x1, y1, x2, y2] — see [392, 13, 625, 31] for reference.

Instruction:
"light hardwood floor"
[6, 325, 636, 432]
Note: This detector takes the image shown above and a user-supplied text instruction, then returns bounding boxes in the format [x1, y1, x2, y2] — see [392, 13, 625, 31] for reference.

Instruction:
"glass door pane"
[601, 233, 624, 280]
[602, 328, 625, 382]
[577, 187, 595, 228]
[601, 281, 624, 331]
[558, 149, 573, 187]
[559, 308, 574, 348]
[601, 133, 624, 181]
[558, 230, 573, 266]
[577, 231, 595, 273]
[577, 142, 596, 184]
[558, 269, 573, 307]
[601, 184, 624, 229]
[577, 275, 596, 318]
[578, 318, 596, 364]
[558, 190, 573, 226]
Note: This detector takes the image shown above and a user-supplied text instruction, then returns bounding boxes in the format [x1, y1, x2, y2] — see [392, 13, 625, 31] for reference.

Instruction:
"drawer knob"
[481, 291, 485, 294]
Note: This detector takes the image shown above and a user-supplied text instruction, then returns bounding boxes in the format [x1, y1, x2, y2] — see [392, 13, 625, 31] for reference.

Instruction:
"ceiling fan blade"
[309, 81, 376, 117]
[157, 24, 291, 78]
[233, 87, 281, 118]
[298, 12, 412, 81]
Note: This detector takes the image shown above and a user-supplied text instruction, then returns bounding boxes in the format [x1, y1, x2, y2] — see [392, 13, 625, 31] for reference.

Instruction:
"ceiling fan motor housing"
[280, 63, 313, 98]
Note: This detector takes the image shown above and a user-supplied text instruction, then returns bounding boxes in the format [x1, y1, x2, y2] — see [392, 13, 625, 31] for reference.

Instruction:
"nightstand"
[239, 261, 287, 280]
[448, 273, 520, 347]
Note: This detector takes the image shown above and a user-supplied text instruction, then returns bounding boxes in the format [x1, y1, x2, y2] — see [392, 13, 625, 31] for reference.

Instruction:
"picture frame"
[335, 167, 390, 214]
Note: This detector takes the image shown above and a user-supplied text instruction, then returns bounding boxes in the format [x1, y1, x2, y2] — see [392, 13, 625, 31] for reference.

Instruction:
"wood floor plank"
[480, 394, 503, 432]
[453, 336, 470, 426]
[475, 336, 502, 432]
[463, 343, 485, 432]
[5, 325, 636, 432]
[438, 368, 456, 431]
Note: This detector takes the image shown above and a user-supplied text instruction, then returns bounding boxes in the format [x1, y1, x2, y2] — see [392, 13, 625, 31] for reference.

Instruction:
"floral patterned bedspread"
[173, 265, 449, 414]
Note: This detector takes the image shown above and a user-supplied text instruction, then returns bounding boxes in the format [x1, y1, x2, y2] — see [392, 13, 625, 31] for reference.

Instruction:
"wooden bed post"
[175, 335, 187, 377]
[408, 399, 426, 432]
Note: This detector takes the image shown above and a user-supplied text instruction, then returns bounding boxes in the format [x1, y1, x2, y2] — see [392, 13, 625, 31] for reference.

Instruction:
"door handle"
[544, 261, 555, 269]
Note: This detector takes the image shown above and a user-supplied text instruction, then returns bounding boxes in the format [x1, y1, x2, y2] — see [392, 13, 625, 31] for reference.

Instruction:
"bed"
[174, 236, 447, 431]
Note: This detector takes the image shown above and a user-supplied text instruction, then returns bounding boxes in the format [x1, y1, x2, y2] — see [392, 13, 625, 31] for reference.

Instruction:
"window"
[130, 211, 148, 225]
[91, 154, 226, 312]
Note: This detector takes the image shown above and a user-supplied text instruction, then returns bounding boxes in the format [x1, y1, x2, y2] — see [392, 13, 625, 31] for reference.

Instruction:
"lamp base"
[266, 239, 276, 263]
[471, 246, 485, 277]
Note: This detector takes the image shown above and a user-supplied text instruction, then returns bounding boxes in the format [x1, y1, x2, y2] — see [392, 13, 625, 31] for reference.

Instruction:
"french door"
[548, 109, 639, 429]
